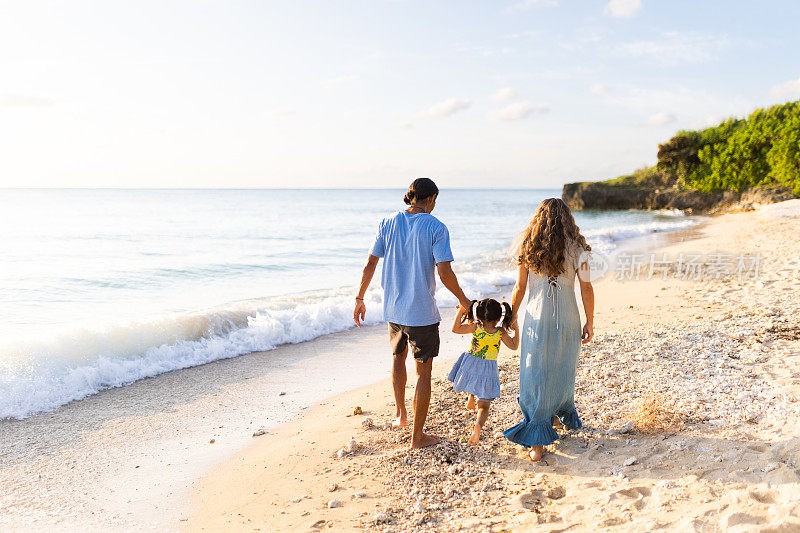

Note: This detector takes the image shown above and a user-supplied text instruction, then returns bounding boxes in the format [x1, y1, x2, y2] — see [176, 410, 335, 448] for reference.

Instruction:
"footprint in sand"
[722, 512, 766, 529]
[516, 490, 545, 511]
[748, 489, 775, 504]
[516, 486, 567, 511]
[608, 486, 651, 512]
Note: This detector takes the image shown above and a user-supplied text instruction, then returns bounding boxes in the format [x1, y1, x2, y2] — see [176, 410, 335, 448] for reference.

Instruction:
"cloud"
[421, 98, 472, 119]
[491, 87, 521, 102]
[646, 112, 676, 126]
[0, 94, 56, 108]
[597, 84, 753, 129]
[265, 106, 296, 118]
[487, 101, 550, 122]
[323, 75, 358, 86]
[507, 0, 558, 11]
[604, 0, 642, 18]
[619, 31, 731, 65]
[589, 83, 609, 95]
[769, 77, 800, 99]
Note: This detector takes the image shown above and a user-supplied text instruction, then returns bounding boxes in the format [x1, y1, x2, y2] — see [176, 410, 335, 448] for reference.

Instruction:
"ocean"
[0, 188, 700, 419]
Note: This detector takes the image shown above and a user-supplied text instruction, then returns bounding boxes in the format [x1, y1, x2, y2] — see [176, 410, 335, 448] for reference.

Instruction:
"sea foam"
[0, 215, 700, 419]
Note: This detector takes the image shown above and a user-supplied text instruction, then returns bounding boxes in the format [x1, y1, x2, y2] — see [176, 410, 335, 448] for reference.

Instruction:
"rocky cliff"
[562, 182, 795, 214]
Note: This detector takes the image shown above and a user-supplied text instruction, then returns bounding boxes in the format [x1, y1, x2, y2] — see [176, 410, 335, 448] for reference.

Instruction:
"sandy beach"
[2, 201, 798, 532]
[185, 201, 800, 532]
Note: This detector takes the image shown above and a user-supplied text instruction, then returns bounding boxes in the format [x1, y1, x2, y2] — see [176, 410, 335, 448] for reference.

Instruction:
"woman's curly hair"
[514, 198, 590, 277]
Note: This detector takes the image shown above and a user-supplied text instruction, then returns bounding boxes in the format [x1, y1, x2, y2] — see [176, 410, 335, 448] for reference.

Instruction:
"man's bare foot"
[468, 425, 481, 445]
[410, 433, 441, 449]
[466, 395, 476, 412]
[528, 445, 544, 461]
[392, 414, 408, 428]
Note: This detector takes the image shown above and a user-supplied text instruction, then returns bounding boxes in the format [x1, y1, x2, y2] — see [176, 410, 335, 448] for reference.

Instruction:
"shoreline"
[186, 204, 800, 531]
[0, 207, 787, 531]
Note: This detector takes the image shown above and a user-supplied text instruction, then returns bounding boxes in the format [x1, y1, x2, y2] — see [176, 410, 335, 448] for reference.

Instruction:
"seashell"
[327, 499, 341, 508]
[345, 438, 357, 453]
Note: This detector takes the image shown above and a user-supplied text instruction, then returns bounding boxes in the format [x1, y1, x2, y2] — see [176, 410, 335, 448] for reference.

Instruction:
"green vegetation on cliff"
[607, 100, 800, 196]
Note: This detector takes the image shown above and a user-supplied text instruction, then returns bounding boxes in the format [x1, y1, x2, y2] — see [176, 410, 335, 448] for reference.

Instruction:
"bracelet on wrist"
[355, 297, 364, 301]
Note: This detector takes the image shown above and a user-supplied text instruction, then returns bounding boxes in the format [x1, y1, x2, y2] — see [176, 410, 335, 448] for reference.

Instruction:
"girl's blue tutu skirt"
[447, 352, 501, 400]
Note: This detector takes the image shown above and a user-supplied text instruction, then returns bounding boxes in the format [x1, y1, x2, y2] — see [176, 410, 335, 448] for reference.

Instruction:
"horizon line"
[0, 186, 566, 191]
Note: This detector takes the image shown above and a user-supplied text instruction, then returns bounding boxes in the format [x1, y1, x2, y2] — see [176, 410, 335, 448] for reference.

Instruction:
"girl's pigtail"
[501, 302, 513, 330]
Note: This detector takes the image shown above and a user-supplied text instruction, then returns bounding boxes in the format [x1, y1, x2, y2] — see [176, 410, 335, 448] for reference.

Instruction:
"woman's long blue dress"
[503, 243, 583, 447]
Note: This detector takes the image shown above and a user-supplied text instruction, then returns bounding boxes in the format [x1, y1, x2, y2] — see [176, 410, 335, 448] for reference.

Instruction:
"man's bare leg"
[410, 358, 440, 449]
[392, 348, 408, 427]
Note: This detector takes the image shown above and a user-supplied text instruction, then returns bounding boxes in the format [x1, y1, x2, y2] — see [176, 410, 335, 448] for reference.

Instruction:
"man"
[353, 178, 471, 449]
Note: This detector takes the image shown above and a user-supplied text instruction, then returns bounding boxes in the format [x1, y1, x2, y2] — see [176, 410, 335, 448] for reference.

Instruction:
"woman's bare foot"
[528, 445, 545, 461]
[466, 395, 476, 412]
[410, 433, 441, 449]
[468, 425, 481, 445]
[553, 416, 563, 428]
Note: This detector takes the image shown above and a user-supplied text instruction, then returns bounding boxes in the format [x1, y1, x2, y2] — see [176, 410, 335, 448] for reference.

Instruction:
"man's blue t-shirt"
[370, 211, 454, 326]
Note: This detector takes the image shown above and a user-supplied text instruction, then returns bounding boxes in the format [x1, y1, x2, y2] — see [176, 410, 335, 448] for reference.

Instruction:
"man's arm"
[436, 261, 471, 310]
[353, 254, 380, 327]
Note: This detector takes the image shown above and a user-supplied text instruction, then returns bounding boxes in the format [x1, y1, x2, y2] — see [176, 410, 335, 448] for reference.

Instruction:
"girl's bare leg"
[465, 394, 476, 412]
[469, 400, 491, 445]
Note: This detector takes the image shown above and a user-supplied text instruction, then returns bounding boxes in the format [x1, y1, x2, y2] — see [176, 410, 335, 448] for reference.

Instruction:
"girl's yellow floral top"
[469, 325, 503, 361]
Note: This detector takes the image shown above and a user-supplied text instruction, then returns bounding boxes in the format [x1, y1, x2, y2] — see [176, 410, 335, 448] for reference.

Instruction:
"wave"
[0, 214, 701, 420]
[584, 217, 703, 254]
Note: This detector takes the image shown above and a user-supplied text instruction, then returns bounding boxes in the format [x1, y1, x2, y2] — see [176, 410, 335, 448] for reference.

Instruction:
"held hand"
[581, 322, 594, 344]
[508, 319, 519, 337]
[353, 300, 366, 327]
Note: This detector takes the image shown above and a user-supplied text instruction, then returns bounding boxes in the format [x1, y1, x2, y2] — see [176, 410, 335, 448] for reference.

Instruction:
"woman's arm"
[510, 264, 528, 319]
[578, 263, 594, 344]
[452, 305, 477, 334]
[501, 318, 520, 350]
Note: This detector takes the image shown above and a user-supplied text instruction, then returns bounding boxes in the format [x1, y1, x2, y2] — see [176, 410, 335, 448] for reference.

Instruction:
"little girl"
[448, 298, 519, 444]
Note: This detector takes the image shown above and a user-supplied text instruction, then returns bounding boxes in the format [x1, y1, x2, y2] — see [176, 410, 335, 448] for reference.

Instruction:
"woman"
[503, 198, 595, 461]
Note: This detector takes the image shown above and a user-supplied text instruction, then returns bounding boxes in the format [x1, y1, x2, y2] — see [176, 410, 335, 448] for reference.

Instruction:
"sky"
[1, 0, 799, 189]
